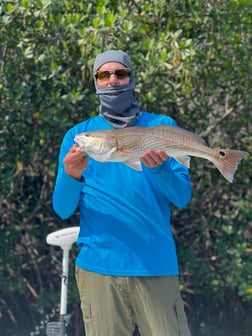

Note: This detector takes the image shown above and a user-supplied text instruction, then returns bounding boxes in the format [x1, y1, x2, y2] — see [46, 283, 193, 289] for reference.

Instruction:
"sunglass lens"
[115, 69, 130, 79]
[98, 71, 110, 81]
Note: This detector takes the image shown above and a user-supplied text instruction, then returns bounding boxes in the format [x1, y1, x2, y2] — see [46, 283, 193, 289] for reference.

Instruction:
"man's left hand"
[140, 150, 168, 168]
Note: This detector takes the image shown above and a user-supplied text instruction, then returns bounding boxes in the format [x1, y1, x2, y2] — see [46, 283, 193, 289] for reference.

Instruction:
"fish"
[74, 125, 249, 183]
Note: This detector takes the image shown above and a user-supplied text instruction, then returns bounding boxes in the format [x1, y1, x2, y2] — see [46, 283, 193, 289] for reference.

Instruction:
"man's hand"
[63, 144, 89, 180]
[140, 150, 168, 168]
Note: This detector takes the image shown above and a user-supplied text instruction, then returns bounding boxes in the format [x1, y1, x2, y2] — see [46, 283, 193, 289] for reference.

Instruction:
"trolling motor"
[45, 226, 80, 336]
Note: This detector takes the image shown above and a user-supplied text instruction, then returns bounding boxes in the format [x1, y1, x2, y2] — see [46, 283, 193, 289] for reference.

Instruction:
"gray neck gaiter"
[93, 50, 141, 128]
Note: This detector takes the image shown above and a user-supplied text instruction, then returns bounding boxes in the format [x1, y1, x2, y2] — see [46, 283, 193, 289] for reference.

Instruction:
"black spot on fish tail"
[219, 150, 226, 157]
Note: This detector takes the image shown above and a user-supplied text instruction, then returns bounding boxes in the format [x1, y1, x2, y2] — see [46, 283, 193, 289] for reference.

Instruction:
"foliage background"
[0, 0, 251, 335]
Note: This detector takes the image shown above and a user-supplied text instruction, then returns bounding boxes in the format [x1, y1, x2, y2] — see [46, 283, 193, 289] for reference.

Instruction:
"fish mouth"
[74, 135, 87, 150]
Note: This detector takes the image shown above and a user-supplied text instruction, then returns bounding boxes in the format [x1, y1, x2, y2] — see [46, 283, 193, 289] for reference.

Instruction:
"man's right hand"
[63, 144, 89, 180]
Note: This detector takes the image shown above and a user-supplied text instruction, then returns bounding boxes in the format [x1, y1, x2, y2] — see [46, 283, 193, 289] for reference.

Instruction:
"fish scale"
[114, 127, 212, 160]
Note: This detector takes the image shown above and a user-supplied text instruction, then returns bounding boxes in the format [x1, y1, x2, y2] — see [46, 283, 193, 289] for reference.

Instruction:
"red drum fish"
[74, 125, 248, 183]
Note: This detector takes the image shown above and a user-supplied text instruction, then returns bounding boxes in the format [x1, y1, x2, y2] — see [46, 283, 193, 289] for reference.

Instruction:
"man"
[53, 50, 192, 336]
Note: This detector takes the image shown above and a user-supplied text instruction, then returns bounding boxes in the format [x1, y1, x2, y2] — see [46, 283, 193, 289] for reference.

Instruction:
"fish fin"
[118, 147, 132, 154]
[124, 161, 143, 171]
[173, 155, 191, 168]
[212, 149, 249, 183]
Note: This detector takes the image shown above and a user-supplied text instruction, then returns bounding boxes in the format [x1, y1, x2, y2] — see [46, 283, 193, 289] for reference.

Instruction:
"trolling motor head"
[46, 227, 80, 250]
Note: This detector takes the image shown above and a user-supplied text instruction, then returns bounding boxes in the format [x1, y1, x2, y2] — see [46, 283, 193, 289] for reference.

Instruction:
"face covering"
[93, 50, 141, 128]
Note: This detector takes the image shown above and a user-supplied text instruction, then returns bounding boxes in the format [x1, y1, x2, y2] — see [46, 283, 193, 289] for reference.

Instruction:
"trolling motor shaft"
[45, 227, 80, 336]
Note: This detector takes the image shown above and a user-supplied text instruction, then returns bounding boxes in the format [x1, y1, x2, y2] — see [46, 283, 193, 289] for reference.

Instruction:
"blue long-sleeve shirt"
[53, 111, 192, 276]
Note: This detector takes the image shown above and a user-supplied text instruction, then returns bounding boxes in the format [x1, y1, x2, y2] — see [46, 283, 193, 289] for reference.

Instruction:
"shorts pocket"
[174, 298, 191, 336]
[83, 303, 92, 320]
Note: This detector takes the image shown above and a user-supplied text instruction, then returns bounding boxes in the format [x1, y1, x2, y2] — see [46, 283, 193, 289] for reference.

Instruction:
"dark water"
[2, 319, 251, 336]
[2, 300, 252, 336]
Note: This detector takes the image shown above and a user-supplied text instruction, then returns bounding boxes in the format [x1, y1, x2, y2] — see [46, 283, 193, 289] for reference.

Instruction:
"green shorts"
[76, 266, 191, 336]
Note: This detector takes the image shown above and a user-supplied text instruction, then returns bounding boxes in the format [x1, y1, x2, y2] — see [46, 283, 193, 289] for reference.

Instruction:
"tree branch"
[199, 95, 234, 138]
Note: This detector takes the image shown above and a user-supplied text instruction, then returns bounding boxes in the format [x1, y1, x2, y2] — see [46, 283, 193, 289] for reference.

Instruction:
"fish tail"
[212, 149, 249, 183]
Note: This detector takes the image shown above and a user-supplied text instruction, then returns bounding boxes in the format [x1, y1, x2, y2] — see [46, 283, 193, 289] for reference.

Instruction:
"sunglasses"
[95, 68, 131, 82]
